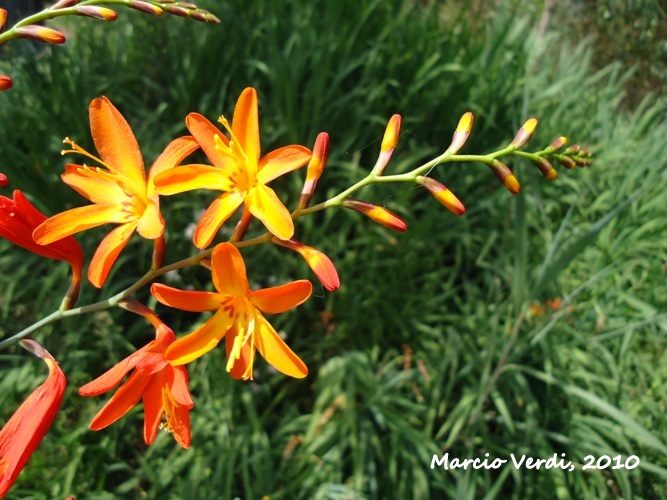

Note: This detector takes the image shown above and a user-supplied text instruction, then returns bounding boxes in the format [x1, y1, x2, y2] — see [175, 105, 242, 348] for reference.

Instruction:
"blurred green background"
[0, 0, 666, 498]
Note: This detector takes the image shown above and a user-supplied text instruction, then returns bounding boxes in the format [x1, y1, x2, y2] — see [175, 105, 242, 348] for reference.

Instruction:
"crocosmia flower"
[151, 242, 312, 380]
[153, 87, 312, 248]
[0, 340, 66, 497]
[1, 190, 83, 307]
[33, 97, 199, 287]
[79, 318, 194, 448]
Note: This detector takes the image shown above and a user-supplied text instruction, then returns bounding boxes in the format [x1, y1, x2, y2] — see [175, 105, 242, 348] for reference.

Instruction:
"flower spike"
[417, 176, 466, 216]
[273, 238, 340, 292]
[342, 199, 407, 232]
[0, 340, 66, 498]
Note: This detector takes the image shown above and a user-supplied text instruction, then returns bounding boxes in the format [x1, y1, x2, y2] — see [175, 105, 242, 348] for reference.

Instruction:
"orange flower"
[0, 340, 66, 497]
[79, 317, 194, 448]
[33, 97, 199, 287]
[151, 242, 312, 380]
[1, 190, 83, 307]
[153, 87, 312, 248]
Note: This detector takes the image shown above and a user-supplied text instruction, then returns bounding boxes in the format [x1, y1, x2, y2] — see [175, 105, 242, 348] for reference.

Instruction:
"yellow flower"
[151, 243, 311, 380]
[153, 87, 312, 248]
[33, 97, 198, 287]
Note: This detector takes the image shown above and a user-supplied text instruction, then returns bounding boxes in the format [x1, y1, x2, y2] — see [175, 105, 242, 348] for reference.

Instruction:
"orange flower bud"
[532, 158, 557, 181]
[128, 1, 164, 16]
[0, 340, 66, 498]
[74, 6, 118, 21]
[372, 114, 402, 175]
[447, 112, 473, 154]
[0, 9, 7, 33]
[381, 114, 402, 152]
[0, 172, 8, 186]
[298, 132, 330, 208]
[511, 118, 538, 149]
[489, 160, 521, 194]
[342, 198, 407, 232]
[417, 176, 466, 216]
[16, 26, 66, 44]
[274, 238, 340, 291]
[152, 235, 166, 270]
[549, 136, 567, 151]
[0, 75, 12, 91]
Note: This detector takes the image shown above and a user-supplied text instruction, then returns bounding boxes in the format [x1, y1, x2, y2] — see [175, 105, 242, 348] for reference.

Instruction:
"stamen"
[61, 137, 112, 170]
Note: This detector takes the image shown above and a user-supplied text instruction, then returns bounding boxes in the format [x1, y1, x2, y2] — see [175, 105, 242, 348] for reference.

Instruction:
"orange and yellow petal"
[88, 221, 137, 288]
[164, 307, 236, 365]
[34, 204, 132, 245]
[89, 97, 145, 187]
[185, 113, 231, 169]
[136, 198, 164, 240]
[151, 283, 223, 312]
[142, 368, 167, 445]
[168, 365, 194, 408]
[89, 370, 151, 431]
[246, 183, 294, 240]
[79, 346, 148, 396]
[62, 164, 129, 205]
[254, 312, 307, 378]
[153, 165, 236, 196]
[193, 191, 244, 249]
[232, 87, 260, 165]
[225, 328, 254, 380]
[256, 145, 312, 184]
[249, 280, 312, 314]
[211, 243, 250, 297]
[162, 385, 191, 448]
[147, 135, 199, 194]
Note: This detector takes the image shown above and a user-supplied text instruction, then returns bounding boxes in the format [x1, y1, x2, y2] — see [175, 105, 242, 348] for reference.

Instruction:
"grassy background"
[0, 0, 666, 498]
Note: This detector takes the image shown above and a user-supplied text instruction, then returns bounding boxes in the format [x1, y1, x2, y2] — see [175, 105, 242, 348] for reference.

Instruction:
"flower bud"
[0, 173, 8, 186]
[417, 176, 465, 216]
[16, 25, 66, 44]
[372, 114, 402, 175]
[164, 5, 189, 17]
[128, 1, 164, 16]
[447, 112, 473, 154]
[200, 11, 221, 23]
[532, 158, 557, 181]
[489, 159, 521, 194]
[342, 198, 407, 232]
[557, 156, 576, 169]
[549, 136, 567, 151]
[0, 9, 7, 33]
[511, 118, 538, 149]
[565, 145, 581, 155]
[74, 6, 118, 21]
[298, 132, 329, 208]
[274, 238, 340, 291]
[152, 235, 166, 270]
[0, 75, 12, 91]
[52, 0, 79, 8]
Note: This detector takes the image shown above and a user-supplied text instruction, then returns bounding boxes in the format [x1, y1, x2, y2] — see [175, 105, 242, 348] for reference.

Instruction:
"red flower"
[0, 190, 83, 307]
[0, 340, 66, 497]
[79, 317, 194, 448]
